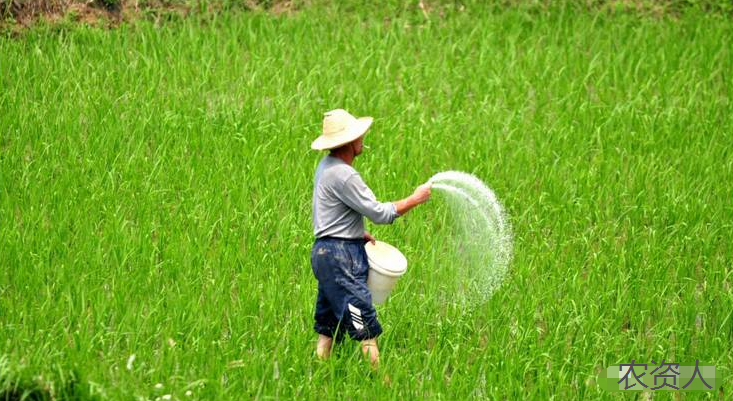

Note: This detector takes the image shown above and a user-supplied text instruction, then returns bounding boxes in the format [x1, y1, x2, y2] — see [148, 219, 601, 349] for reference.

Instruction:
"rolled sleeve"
[338, 173, 398, 224]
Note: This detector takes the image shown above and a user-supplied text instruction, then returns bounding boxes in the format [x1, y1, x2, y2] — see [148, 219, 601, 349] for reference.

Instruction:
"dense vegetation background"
[2, 0, 732, 400]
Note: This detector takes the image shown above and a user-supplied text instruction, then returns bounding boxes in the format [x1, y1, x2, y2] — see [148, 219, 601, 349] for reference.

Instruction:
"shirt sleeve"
[337, 172, 399, 224]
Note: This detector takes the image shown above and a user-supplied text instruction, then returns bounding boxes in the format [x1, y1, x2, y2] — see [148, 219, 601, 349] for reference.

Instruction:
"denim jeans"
[310, 237, 382, 341]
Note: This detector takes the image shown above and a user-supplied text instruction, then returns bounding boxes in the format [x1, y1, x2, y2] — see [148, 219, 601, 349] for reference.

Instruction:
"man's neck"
[330, 150, 355, 166]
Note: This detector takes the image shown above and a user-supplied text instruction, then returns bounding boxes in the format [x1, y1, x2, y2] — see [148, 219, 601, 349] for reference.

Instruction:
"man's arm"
[365, 183, 432, 243]
[338, 174, 432, 224]
[393, 183, 432, 216]
[338, 173, 400, 224]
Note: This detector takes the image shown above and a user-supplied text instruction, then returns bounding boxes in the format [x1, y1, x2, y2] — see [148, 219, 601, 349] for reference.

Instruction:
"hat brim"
[311, 117, 373, 150]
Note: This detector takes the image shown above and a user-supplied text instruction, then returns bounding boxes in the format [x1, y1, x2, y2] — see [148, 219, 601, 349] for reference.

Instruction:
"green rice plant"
[1, 3, 731, 399]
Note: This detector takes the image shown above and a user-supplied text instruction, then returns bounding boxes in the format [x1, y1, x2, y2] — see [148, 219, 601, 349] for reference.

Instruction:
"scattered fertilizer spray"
[428, 171, 513, 301]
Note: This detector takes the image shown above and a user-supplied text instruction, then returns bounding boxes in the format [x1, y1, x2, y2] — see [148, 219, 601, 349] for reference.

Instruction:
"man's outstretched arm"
[393, 183, 432, 216]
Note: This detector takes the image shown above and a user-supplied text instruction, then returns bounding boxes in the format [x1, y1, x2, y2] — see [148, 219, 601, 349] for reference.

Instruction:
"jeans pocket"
[335, 244, 355, 276]
[311, 244, 330, 280]
[345, 243, 369, 277]
[355, 245, 370, 277]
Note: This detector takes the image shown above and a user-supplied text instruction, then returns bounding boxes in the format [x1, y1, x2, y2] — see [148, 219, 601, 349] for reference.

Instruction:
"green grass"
[2, 4, 732, 399]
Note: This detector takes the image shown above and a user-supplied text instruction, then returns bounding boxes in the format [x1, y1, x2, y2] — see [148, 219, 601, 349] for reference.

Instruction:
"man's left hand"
[364, 232, 376, 245]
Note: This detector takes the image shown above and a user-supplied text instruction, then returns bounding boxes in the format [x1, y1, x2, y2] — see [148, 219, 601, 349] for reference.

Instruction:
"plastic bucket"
[365, 241, 407, 304]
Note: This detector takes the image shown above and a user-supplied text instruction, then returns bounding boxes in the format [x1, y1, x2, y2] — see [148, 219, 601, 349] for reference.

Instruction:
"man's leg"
[313, 239, 383, 365]
[361, 338, 379, 367]
[317, 334, 333, 359]
[339, 242, 383, 367]
[313, 283, 339, 359]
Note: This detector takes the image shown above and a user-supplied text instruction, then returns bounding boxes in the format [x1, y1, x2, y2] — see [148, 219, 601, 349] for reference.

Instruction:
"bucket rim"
[365, 240, 407, 277]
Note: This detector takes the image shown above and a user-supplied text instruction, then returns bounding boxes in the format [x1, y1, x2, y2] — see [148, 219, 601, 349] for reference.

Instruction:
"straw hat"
[311, 109, 373, 150]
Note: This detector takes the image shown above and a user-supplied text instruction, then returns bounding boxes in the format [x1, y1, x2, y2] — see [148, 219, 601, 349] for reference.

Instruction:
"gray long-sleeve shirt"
[312, 155, 399, 239]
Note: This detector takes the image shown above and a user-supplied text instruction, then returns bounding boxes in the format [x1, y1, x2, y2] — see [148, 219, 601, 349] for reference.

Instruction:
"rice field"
[2, 3, 732, 399]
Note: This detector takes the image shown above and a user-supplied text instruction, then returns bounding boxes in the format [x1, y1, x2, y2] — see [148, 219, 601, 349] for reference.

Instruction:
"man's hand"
[412, 182, 432, 204]
[364, 231, 376, 245]
[394, 182, 433, 216]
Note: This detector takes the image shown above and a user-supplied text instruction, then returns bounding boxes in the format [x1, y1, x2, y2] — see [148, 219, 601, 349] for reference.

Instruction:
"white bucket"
[365, 241, 407, 304]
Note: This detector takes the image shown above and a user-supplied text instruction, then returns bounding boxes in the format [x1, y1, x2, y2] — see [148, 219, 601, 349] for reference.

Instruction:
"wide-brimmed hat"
[311, 109, 373, 150]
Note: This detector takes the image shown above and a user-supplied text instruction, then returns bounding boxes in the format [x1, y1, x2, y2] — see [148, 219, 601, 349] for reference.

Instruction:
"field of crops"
[2, 3, 732, 399]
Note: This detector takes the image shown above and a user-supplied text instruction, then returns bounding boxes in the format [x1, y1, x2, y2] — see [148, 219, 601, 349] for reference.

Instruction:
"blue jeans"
[310, 237, 382, 341]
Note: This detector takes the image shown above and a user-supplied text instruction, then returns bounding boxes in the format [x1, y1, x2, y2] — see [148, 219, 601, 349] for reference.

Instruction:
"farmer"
[310, 109, 432, 366]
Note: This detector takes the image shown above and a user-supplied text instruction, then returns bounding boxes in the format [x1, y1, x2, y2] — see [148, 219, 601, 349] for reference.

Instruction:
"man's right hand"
[394, 182, 432, 216]
[412, 183, 432, 204]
